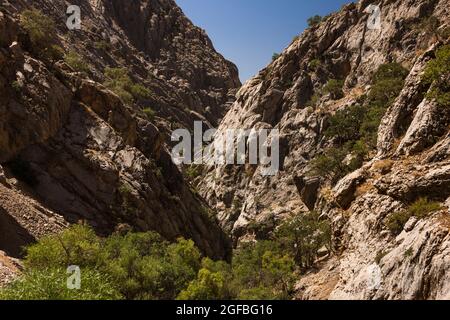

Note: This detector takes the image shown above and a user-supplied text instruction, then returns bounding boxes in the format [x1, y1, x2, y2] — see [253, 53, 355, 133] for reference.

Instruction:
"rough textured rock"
[200, 0, 449, 240]
[197, 0, 450, 300]
[0, 0, 235, 266]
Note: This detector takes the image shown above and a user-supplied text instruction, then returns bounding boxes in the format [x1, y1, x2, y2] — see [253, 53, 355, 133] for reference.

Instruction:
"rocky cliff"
[0, 0, 240, 265]
[198, 0, 450, 299]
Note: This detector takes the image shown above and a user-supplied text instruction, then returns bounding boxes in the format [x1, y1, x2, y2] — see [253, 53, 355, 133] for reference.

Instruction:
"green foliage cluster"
[0, 268, 121, 300]
[1, 213, 331, 300]
[323, 79, 344, 100]
[307, 15, 323, 27]
[309, 59, 321, 71]
[64, 51, 90, 74]
[272, 53, 281, 61]
[185, 165, 203, 181]
[19, 9, 62, 61]
[104, 67, 151, 104]
[142, 107, 156, 121]
[309, 63, 408, 182]
[423, 45, 450, 108]
[385, 198, 442, 235]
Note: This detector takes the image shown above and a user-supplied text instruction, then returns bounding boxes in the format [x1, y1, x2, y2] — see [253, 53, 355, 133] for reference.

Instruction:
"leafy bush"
[275, 212, 331, 269]
[423, 45, 450, 108]
[309, 63, 408, 182]
[15, 226, 203, 300]
[309, 59, 321, 71]
[177, 266, 228, 300]
[385, 198, 442, 235]
[231, 241, 295, 300]
[2, 219, 332, 300]
[104, 67, 151, 104]
[19, 9, 57, 58]
[0, 268, 121, 300]
[307, 15, 323, 27]
[11, 81, 22, 92]
[64, 51, 90, 74]
[323, 79, 344, 100]
[142, 107, 156, 121]
[385, 210, 411, 235]
[94, 41, 111, 51]
[325, 104, 365, 144]
[185, 165, 203, 181]
[272, 53, 281, 61]
[407, 197, 442, 219]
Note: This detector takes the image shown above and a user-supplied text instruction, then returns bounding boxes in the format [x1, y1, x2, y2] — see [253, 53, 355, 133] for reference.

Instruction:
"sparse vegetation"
[1, 211, 333, 300]
[185, 165, 203, 182]
[94, 40, 111, 51]
[19, 9, 56, 47]
[142, 107, 156, 121]
[423, 45, 450, 108]
[308, 63, 408, 182]
[104, 67, 151, 104]
[19, 9, 59, 60]
[386, 198, 442, 235]
[307, 15, 323, 27]
[323, 79, 344, 100]
[275, 211, 332, 270]
[272, 53, 281, 61]
[64, 51, 90, 74]
[375, 250, 388, 265]
[309, 59, 321, 71]
[11, 81, 21, 92]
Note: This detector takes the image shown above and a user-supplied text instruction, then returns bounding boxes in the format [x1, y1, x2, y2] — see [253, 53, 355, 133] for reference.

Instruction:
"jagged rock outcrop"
[0, 0, 237, 262]
[198, 0, 450, 299]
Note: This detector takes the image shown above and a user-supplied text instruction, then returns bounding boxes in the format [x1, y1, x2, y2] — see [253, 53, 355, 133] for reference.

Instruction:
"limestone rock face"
[197, 0, 450, 300]
[0, 0, 235, 263]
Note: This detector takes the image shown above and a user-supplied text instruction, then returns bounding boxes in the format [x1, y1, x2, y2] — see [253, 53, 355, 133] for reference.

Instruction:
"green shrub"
[309, 146, 362, 182]
[407, 197, 441, 219]
[11, 81, 21, 92]
[16, 226, 204, 300]
[94, 41, 111, 51]
[276, 212, 331, 269]
[185, 165, 203, 181]
[310, 63, 408, 182]
[309, 59, 321, 71]
[272, 53, 281, 61]
[0, 268, 121, 300]
[104, 67, 151, 104]
[386, 198, 442, 235]
[323, 79, 344, 100]
[307, 15, 323, 27]
[3, 220, 330, 300]
[64, 51, 90, 74]
[325, 104, 365, 144]
[423, 45, 450, 108]
[385, 210, 411, 235]
[231, 241, 295, 300]
[438, 26, 450, 40]
[142, 107, 156, 121]
[177, 268, 227, 300]
[19, 9, 56, 46]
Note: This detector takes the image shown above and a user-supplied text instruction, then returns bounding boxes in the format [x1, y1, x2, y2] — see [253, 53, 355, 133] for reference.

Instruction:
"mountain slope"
[0, 0, 239, 261]
[198, 0, 450, 299]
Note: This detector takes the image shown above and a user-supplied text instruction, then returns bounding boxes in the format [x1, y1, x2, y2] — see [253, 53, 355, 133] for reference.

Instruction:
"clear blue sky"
[176, 0, 353, 82]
